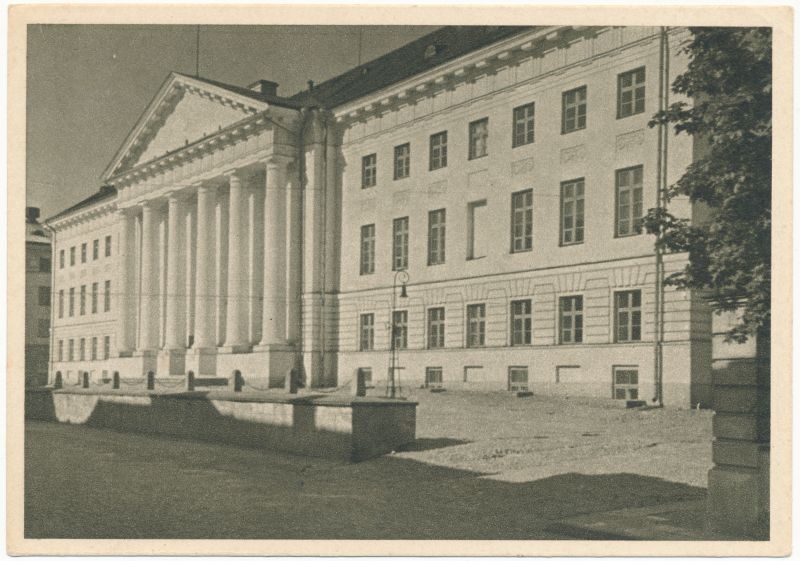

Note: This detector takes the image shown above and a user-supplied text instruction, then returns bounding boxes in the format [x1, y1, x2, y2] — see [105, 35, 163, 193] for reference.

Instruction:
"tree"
[644, 27, 772, 343]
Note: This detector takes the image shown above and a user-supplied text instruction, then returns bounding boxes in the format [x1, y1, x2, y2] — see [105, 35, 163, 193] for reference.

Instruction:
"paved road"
[25, 400, 707, 540]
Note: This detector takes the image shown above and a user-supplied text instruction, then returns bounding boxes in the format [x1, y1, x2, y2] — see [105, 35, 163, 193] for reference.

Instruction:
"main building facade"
[45, 25, 711, 407]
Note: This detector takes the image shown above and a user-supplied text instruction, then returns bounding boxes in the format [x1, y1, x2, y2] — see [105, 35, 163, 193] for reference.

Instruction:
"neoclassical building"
[46, 25, 712, 407]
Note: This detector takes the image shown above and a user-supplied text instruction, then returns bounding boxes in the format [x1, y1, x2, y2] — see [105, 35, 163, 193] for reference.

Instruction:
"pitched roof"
[290, 25, 535, 108]
[173, 72, 305, 110]
[46, 185, 117, 223]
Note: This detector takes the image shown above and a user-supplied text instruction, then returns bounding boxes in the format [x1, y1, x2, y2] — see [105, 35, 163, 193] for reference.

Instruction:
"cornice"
[47, 200, 118, 231]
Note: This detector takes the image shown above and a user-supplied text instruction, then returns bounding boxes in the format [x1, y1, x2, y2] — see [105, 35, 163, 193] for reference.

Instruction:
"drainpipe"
[43, 222, 57, 385]
[653, 26, 670, 406]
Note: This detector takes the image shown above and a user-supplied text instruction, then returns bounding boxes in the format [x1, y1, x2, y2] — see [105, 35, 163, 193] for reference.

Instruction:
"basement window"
[613, 367, 639, 400]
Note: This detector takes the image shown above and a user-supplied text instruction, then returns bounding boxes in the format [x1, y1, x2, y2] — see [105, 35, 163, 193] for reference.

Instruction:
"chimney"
[247, 79, 279, 98]
[26, 206, 40, 224]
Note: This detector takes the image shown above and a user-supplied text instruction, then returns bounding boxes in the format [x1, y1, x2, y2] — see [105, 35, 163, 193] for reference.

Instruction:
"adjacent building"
[25, 207, 51, 386]
[45, 25, 711, 406]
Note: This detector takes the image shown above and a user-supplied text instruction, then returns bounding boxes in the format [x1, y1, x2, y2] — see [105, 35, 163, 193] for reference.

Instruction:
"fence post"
[112, 371, 120, 390]
[232, 370, 244, 392]
[285, 369, 299, 394]
[186, 370, 195, 392]
[82, 371, 90, 389]
[53, 371, 63, 389]
[352, 368, 367, 397]
[146, 371, 155, 391]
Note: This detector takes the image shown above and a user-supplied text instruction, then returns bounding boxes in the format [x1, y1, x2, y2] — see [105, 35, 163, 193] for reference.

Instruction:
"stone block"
[711, 385, 769, 414]
[712, 358, 770, 387]
[707, 464, 769, 539]
[712, 439, 762, 469]
[713, 412, 769, 442]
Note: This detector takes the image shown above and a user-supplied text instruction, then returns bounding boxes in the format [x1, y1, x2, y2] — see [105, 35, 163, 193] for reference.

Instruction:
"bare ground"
[24, 390, 712, 539]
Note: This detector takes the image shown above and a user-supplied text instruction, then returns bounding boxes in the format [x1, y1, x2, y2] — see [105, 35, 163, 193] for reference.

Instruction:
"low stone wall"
[25, 388, 417, 462]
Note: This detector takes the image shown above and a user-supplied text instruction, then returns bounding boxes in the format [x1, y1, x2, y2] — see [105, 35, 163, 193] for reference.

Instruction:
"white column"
[184, 197, 196, 348]
[285, 168, 303, 344]
[138, 201, 158, 351]
[247, 175, 265, 345]
[165, 193, 187, 350]
[193, 185, 216, 350]
[223, 172, 248, 348]
[116, 208, 136, 354]
[259, 156, 289, 346]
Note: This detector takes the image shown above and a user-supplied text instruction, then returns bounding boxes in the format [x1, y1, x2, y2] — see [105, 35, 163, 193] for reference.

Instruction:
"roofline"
[330, 25, 560, 116]
[45, 188, 117, 225]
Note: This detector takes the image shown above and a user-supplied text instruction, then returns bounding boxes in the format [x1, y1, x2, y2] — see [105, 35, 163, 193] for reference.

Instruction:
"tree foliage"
[644, 27, 772, 342]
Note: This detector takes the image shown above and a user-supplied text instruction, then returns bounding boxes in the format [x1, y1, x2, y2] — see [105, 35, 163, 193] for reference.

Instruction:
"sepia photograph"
[8, 4, 792, 556]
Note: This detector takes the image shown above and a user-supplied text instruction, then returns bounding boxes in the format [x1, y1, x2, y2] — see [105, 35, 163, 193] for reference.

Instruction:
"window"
[104, 335, 111, 360]
[429, 131, 447, 170]
[68, 287, 75, 316]
[38, 286, 51, 307]
[39, 257, 51, 273]
[360, 224, 375, 275]
[37, 318, 49, 338]
[359, 313, 374, 351]
[362, 154, 377, 188]
[618, 67, 646, 118]
[466, 303, 486, 347]
[425, 367, 444, 389]
[508, 367, 529, 392]
[91, 337, 98, 361]
[58, 340, 64, 362]
[427, 209, 446, 265]
[392, 217, 409, 271]
[81, 243, 87, 264]
[394, 143, 410, 180]
[68, 339, 74, 361]
[58, 290, 64, 319]
[562, 86, 587, 133]
[105, 235, 112, 257]
[613, 367, 639, 400]
[69, 246, 75, 266]
[104, 280, 111, 312]
[467, 200, 488, 260]
[616, 165, 644, 236]
[80, 285, 86, 315]
[615, 290, 642, 342]
[59, 249, 65, 269]
[392, 310, 408, 350]
[427, 307, 445, 349]
[511, 299, 532, 346]
[561, 178, 585, 245]
[512, 102, 535, 147]
[92, 239, 99, 260]
[559, 295, 583, 344]
[468, 118, 488, 160]
[91, 282, 98, 314]
[511, 189, 533, 253]
[79, 338, 86, 361]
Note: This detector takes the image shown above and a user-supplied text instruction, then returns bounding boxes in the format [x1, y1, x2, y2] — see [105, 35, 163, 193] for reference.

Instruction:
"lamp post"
[389, 269, 409, 399]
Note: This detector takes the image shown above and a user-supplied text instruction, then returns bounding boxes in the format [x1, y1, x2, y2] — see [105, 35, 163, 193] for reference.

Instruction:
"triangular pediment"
[103, 73, 268, 180]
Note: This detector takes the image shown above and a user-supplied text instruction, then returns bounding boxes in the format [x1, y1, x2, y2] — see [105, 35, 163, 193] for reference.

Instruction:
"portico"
[105, 73, 308, 384]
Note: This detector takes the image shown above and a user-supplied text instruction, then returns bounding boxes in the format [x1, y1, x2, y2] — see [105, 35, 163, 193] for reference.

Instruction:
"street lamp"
[389, 269, 409, 399]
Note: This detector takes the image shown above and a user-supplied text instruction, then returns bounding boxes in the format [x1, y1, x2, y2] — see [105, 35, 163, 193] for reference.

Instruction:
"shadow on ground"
[25, 421, 705, 540]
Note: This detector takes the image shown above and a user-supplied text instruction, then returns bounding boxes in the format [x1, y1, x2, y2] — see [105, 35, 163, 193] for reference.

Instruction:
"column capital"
[164, 189, 191, 203]
[264, 154, 293, 170]
[195, 182, 218, 195]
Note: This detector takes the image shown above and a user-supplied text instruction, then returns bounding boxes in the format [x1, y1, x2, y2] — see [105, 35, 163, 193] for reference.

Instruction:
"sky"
[26, 25, 434, 218]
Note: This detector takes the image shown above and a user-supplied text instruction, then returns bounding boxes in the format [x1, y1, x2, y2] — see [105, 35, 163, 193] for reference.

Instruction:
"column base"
[157, 348, 186, 376]
[253, 342, 293, 353]
[216, 345, 298, 389]
[185, 347, 217, 377]
[218, 344, 252, 355]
